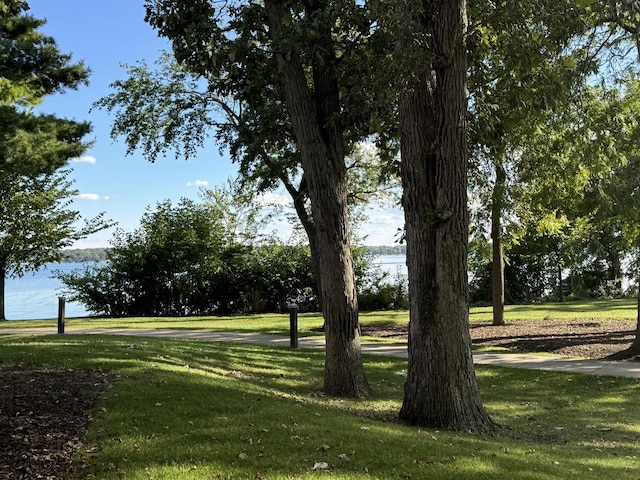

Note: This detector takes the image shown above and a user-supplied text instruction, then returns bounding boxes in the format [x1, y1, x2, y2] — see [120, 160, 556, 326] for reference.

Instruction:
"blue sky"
[27, 0, 403, 248]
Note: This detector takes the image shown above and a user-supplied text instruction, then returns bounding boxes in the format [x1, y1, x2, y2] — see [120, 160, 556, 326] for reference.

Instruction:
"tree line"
[60, 245, 406, 263]
[60, 249, 109, 263]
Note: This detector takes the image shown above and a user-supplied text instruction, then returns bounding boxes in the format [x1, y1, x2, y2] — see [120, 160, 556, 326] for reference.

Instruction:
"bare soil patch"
[361, 318, 639, 360]
[0, 366, 113, 479]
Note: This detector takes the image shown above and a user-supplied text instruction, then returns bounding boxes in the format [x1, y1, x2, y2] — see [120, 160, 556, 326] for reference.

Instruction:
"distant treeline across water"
[61, 248, 109, 263]
[61, 246, 406, 263]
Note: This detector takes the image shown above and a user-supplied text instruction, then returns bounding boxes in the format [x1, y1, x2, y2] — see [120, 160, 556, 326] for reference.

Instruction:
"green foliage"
[467, 0, 595, 266]
[0, 5, 88, 107]
[57, 182, 390, 317]
[0, 168, 107, 276]
[470, 257, 551, 306]
[0, 108, 92, 175]
[95, 1, 398, 241]
[358, 271, 409, 311]
[467, 2, 640, 304]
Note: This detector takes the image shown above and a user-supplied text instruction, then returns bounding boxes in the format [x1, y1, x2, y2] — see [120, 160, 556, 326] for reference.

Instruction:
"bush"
[358, 271, 409, 311]
[57, 193, 327, 316]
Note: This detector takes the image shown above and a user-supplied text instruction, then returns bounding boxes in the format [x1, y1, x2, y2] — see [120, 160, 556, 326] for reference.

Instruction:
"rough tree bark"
[0, 264, 5, 321]
[556, 245, 565, 303]
[398, 0, 496, 431]
[266, 0, 369, 397]
[491, 162, 506, 326]
[607, 276, 640, 360]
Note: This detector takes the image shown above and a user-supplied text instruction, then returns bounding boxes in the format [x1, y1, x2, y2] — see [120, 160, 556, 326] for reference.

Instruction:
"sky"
[26, 0, 403, 248]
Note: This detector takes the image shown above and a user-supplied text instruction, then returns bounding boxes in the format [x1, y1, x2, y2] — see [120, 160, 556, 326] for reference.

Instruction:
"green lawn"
[1, 333, 638, 479]
[1, 298, 636, 343]
[469, 298, 639, 322]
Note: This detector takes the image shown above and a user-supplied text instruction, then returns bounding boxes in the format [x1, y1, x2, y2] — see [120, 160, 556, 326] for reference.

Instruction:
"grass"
[469, 298, 639, 322]
[1, 333, 639, 479]
[1, 298, 636, 345]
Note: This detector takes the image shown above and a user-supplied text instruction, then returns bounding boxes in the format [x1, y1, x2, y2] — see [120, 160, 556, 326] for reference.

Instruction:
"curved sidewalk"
[2, 327, 640, 379]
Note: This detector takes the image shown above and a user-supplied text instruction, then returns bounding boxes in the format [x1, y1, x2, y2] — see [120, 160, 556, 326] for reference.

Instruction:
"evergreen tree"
[0, 3, 109, 320]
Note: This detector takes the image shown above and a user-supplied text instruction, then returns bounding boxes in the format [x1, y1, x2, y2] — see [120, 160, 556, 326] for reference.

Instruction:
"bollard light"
[288, 303, 299, 349]
[57, 297, 66, 334]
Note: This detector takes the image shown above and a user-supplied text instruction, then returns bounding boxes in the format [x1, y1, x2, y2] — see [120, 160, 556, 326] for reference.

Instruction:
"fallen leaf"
[312, 462, 329, 471]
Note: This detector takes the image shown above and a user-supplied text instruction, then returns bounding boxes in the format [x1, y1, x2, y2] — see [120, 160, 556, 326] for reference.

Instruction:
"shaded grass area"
[1, 333, 639, 479]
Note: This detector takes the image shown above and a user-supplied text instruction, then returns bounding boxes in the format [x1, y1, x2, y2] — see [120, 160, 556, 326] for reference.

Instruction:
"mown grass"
[469, 298, 639, 322]
[0, 333, 638, 479]
[1, 298, 636, 344]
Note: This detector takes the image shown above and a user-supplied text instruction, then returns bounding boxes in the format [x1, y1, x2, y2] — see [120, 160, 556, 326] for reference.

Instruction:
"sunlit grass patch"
[3, 299, 637, 339]
[469, 298, 639, 323]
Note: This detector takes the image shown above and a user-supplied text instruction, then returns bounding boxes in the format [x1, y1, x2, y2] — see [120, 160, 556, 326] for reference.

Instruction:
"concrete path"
[2, 327, 640, 379]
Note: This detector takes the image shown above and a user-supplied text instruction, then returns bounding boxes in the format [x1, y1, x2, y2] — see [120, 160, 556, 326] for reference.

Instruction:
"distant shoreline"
[60, 245, 406, 263]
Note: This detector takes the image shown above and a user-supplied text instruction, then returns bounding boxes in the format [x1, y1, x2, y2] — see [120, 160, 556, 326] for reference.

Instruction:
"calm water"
[372, 254, 407, 277]
[4, 263, 91, 321]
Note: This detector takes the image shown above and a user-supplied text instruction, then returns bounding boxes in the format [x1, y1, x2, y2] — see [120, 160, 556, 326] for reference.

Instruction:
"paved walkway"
[2, 327, 640, 379]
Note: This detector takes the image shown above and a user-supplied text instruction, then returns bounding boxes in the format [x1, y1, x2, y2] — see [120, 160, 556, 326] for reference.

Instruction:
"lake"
[372, 254, 407, 277]
[4, 263, 91, 321]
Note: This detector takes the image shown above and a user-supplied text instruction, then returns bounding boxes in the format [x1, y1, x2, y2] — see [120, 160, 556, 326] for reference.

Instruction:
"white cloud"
[70, 155, 97, 164]
[357, 206, 404, 245]
[187, 180, 209, 187]
[76, 193, 102, 201]
[256, 191, 292, 207]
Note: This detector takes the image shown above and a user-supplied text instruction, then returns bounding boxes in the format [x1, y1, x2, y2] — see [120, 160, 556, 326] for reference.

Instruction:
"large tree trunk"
[0, 264, 6, 321]
[607, 248, 623, 290]
[607, 277, 640, 360]
[556, 245, 565, 302]
[266, 0, 369, 397]
[491, 162, 506, 326]
[398, 0, 496, 432]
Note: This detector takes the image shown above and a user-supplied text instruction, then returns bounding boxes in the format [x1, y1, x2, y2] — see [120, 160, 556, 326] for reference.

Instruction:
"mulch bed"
[361, 318, 639, 360]
[0, 366, 113, 479]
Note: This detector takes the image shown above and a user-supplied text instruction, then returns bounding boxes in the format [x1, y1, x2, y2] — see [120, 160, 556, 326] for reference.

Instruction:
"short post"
[57, 297, 65, 334]
[288, 303, 299, 349]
